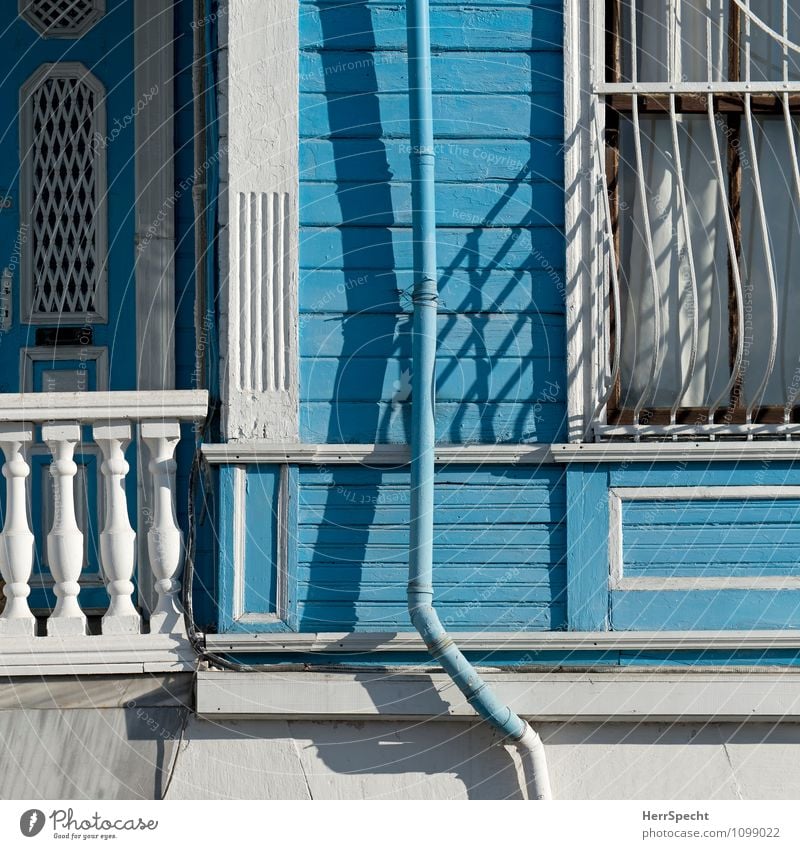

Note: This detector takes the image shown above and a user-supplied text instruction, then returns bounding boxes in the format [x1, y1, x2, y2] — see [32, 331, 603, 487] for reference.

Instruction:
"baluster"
[141, 421, 184, 634]
[42, 423, 87, 636]
[93, 421, 140, 634]
[0, 424, 35, 636]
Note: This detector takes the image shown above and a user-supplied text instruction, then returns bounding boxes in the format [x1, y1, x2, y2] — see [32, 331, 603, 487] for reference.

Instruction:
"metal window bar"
[595, 0, 800, 440]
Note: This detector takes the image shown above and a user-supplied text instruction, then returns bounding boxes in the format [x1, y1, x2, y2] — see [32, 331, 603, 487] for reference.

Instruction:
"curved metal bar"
[591, 104, 622, 424]
[630, 98, 663, 424]
[742, 96, 779, 423]
[668, 95, 700, 424]
[629, 0, 662, 425]
[781, 93, 800, 423]
[706, 95, 745, 421]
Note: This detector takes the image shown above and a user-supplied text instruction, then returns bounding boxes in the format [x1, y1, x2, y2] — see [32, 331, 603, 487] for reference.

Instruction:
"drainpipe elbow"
[515, 723, 553, 800]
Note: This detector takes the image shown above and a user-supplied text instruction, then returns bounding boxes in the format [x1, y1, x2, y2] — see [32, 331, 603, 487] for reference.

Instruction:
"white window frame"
[565, 0, 800, 443]
[19, 62, 109, 325]
[20, 0, 106, 39]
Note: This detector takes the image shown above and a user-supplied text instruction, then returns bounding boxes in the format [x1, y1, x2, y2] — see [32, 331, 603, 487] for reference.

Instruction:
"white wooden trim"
[552, 441, 800, 463]
[613, 485, 800, 500]
[196, 668, 800, 721]
[20, 346, 109, 392]
[134, 0, 175, 391]
[231, 464, 246, 620]
[201, 442, 553, 465]
[564, 0, 598, 442]
[203, 629, 800, 653]
[19, 0, 106, 39]
[219, 0, 299, 441]
[19, 62, 108, 324]
[0, 633, 195, 675]
[608, 485, 800, 591]
[0, 389, 207, 422]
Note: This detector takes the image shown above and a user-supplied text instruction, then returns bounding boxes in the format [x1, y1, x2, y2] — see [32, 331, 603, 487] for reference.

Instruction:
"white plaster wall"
[3, 708, 800, 800]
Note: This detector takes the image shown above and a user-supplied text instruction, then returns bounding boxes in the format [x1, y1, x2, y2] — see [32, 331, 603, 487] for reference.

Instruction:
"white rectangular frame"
[609, 484, 800, 590]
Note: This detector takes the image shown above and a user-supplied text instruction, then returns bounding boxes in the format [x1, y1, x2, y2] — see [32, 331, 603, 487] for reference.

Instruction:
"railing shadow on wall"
[299, 0, 565, 632]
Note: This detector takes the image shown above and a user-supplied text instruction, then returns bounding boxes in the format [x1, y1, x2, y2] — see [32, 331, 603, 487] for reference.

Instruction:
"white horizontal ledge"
[614, 577, 800, 591]
[196, 669, 800, 721]
[203, 630, 800, 653]
[0, 389, 209, 422]
[596, 81, 800, 94]
[201, 442, 551, 465]
[554, 441, 800, 463]
[203, 441, 800, 465]
[0, 633, 196, 675]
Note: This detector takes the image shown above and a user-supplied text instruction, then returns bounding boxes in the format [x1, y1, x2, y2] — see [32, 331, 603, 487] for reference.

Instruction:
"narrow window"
[20, 64, 108, 323]
[596, 1, 800, 437]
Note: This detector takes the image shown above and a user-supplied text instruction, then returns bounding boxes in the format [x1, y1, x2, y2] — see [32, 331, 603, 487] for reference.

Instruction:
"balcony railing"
[0, 389, 208, 673]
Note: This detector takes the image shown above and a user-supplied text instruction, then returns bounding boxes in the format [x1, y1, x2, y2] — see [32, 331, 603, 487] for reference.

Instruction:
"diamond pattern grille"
[29, 75, 100, 316]
[21, 0, 104, 37]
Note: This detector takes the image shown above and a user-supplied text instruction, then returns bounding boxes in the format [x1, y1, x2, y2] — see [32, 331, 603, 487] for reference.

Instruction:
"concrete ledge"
[196, 669, 800, 722]
[0, 672, 193, 710]
[203, 629, 800, 653]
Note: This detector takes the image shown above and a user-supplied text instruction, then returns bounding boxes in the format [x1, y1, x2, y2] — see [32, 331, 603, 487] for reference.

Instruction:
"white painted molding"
[202, 440, 800, 465]
[20, 0, 106, 38]
[0, 633, 195, 675]
[564, 0, 602, 441]
[203, 630, 800, 653]
[0, 389, 208, 422]
[196, 669, 800, 721]
[201, 442, 553, 465]
[135, 0, 176, 392]
[19, 62, 108, 324]
[219, 0, 299, 441]
[20, 346, 109, 393]
[608, 485, 800, 591]
[552, 441, 800, 463]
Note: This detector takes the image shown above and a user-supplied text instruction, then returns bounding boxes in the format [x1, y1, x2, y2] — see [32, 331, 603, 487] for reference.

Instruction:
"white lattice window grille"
[575, 1, 800, 441]
[20, 63, 108, 324]
[19, 0, 105, 38]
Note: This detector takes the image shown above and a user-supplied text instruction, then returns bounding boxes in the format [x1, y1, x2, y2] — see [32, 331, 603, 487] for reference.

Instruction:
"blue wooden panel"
[609, 462, 800, 487]
[242, 466, 281, 617]
[300, 92, 563, 138]
[300, 227, 565, 270]
[216, 464, 238, 632]
[300, 50, 563, 94]
[565, 465, 610, 631]
[299, 4, 562, 52]
[300, 181, 564, 227]
[301, 357, 565, 401]
[300, 139, 561, 183]
[299, 314, 564, 357]
[299, 0, 566, 446]
[299, 269, 566, 315]
[612, 590, 800, 631]
[301, 400, 565, 443]
[293, 463, 567, 631]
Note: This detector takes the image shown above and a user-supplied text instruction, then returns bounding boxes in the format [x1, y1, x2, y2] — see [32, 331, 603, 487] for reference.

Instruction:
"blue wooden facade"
[199, 0, 800, 668]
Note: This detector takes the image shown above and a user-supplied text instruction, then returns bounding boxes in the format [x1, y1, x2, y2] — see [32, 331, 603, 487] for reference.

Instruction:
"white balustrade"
[43, 423, 87, 636]
[0, 390, 207, 651]
[141, 421, 184, 635]
[94, 421, 139, 635]
[0, 424, 35, 635]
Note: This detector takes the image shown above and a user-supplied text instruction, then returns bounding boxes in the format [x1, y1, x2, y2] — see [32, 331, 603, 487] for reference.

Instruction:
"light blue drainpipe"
[405, 0, 552, 800]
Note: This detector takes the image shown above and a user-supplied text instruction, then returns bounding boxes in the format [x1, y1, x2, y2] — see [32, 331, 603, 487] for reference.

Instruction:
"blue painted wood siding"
[299, 0, 566, 444]
[216, 463, 567, 632]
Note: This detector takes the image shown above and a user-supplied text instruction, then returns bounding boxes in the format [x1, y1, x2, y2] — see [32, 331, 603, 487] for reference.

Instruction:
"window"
[586, 1, 800, 439]
[20, 64, 108, 323]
